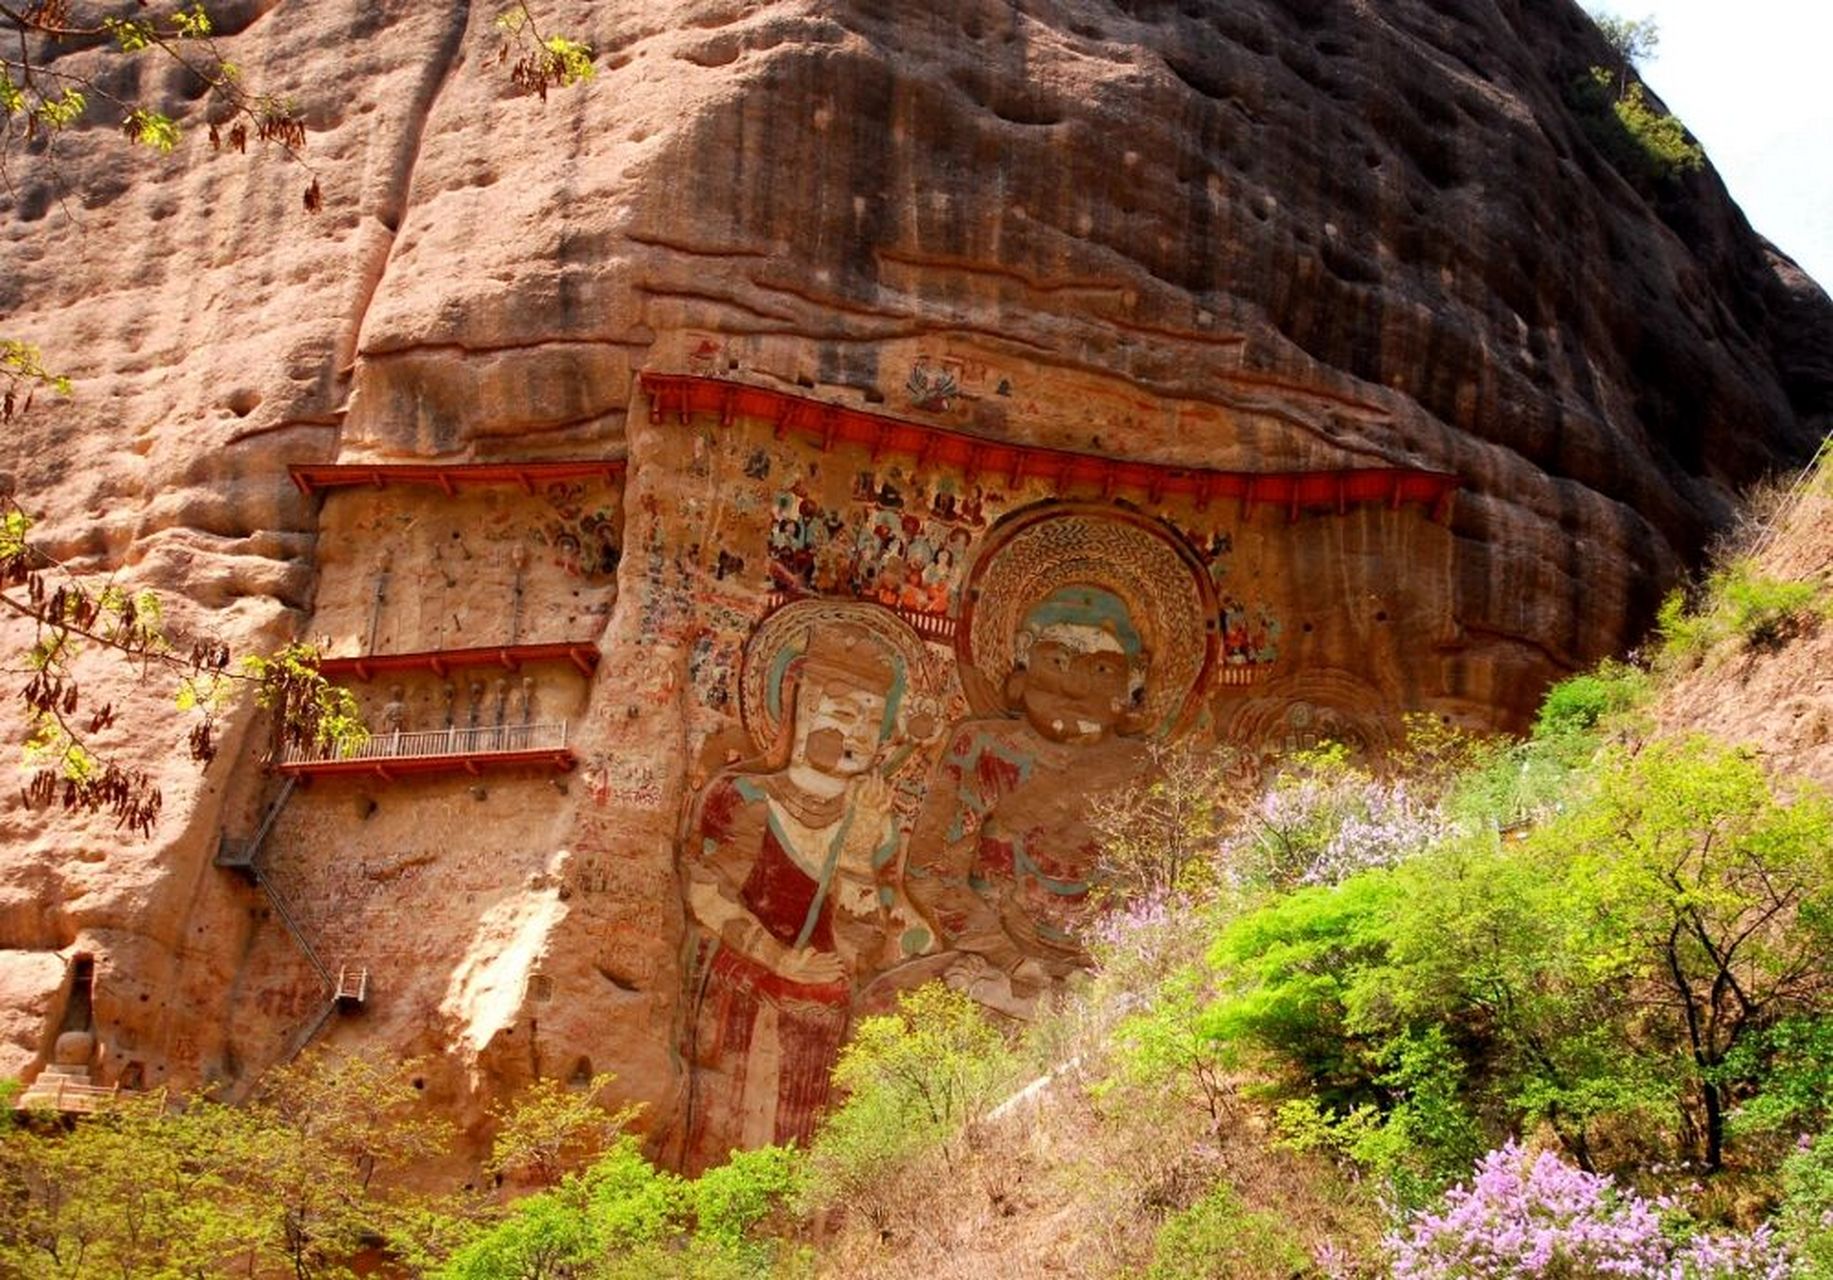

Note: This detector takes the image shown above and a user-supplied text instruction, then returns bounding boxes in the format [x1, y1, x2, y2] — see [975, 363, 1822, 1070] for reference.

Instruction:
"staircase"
[216, 778, 365, 1062]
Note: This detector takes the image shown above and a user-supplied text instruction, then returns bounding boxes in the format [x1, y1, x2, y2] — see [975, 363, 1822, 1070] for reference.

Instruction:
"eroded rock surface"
[1, 0, 1828, 1162]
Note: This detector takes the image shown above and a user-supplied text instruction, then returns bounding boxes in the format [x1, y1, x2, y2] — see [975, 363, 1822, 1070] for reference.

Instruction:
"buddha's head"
[1005, 586, 1149, 744]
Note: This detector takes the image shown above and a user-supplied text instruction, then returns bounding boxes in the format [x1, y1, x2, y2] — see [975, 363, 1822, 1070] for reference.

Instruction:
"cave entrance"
[58, 954, 96, 1036]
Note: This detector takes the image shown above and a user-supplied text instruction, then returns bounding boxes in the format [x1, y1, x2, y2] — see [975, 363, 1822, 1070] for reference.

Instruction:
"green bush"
[692, 1144, 804, 1251]
[1611, 81, 1704, 178]
[1568, 67, 1703, 183]
[1780, 1131, 1833, 1278]
[1716, 562, 1824, 647]
[1658, 560, 1828, 666]
[438, 1138, 809, 1280]
[1205, 739, 1833, 1180]
[1532, 660, 1650, 738]
[1140, 1181, 1307, 1280]
[804, 983, 1016, 1236]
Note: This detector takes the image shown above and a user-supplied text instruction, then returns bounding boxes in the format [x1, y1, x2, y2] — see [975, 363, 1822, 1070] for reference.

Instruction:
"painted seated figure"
[679, 618, 909, 1166]
[906, 585, 1156, 1007]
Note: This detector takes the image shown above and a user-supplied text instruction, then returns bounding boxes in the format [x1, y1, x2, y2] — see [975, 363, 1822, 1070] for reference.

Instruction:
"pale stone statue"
[381, 685, 409, 740]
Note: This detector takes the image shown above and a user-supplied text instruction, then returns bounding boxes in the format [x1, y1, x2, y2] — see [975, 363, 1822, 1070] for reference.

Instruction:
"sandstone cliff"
[1, 0, 1827, 1162]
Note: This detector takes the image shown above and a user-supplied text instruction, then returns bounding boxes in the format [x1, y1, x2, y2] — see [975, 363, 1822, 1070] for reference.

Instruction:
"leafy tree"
[1086, 742, 1239, 903]
[804, 984, 1015, 1234]
[1559, 738, 1833, 1170]
[1594, 11, 1661, 93]
[485, 1074, 640, 1189]
[0, 1051, 462, 1278]
[439, 1138, 808, 1280]
[1208, 735, 1833, 1182]
[1106, 964, 1240, 1131]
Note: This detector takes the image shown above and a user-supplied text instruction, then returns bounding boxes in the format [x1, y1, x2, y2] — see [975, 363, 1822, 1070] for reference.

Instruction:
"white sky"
[1610, 0, 1833, 290]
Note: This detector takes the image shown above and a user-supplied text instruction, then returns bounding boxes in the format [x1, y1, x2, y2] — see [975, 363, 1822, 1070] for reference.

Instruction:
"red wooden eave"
[316, 642, 601, 681]
[276, 749, 578, 781]
[640, 373, 1462, 522]
[290, 460, 625, 497]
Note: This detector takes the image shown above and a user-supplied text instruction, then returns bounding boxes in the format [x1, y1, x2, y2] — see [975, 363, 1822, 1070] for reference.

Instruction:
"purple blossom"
[1389, 1142, 1793, 1279]
[1221, 773, 1446, 888]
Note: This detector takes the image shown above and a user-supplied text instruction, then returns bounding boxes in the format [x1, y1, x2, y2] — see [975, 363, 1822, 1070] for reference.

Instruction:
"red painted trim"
[315, 642, 601, 681]
[276, 749, 578, 780]
[639, 373, 1461, 521]
[290, 460, 625, 496]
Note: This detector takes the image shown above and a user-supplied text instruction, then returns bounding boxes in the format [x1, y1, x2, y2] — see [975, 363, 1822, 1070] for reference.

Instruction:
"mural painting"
[651, 382, 1454, 1165]
[680, 602, 941, 1164]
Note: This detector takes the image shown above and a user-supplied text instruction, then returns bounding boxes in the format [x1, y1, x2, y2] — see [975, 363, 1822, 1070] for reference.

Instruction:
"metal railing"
[277, 720, 569, 766]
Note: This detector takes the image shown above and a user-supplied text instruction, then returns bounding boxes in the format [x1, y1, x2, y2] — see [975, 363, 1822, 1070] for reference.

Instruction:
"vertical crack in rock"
[337, 0, 475, 384]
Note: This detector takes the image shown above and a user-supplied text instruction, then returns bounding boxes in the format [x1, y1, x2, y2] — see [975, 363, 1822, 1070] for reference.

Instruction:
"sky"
[1606, 0, 1833, 290]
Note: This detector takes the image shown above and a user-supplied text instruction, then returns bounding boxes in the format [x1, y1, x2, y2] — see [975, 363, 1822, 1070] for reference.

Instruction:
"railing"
[1747, 430, 1833, 561]
[15, 1073, 124, 1114]
[277, 720, 569, 766]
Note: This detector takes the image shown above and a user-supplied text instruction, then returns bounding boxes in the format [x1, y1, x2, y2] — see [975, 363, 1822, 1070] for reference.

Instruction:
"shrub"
[485, 1073, 640, 1188]
[1219, 748, 1446, 890]
[437, 1138, 809, 1280]
[804, 984, 1016, 1233]
[1532, 660, 1650, 738]
[1715, 562, 1824, 648]
[1780, 1131, 1833, 1278]
[1143, 1181, 1307, 1280]
[1611, 81, 1705, 178]
[691, 1144, 804, 1250]
[1658, 561, 1827, 667]
[1568, 66, 1704, 183]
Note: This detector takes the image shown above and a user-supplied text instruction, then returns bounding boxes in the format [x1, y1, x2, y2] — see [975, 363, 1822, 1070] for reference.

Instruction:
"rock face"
[0, 0, 1828, 1164]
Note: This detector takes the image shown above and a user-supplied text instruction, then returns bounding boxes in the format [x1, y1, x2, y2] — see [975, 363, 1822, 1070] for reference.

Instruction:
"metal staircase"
[215, 778, 364, 1062]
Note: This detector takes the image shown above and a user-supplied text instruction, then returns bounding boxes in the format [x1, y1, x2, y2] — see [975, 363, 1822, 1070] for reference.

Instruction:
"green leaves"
[496, 4, 596, 99]
[484, 1073, 639, 1188]
[123, 108, 180, 152]
[104, 16, 155, 52]
[0, 1054, 464, 1279]
[243, 642, 370, 759]
[1204, 730, 1833, 1180]
[437, 1137, 809, 1279]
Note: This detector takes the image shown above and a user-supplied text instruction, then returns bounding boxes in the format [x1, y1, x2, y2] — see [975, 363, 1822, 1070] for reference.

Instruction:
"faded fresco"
[652, 384, 1457, 1166]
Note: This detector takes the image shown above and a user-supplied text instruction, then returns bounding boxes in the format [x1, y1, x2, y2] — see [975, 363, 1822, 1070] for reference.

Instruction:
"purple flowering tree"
[1390, 1142, 1792, 1279]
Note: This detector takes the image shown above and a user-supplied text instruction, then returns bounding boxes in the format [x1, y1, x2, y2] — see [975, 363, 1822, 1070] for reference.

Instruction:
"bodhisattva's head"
[1005, 586, 1149, 744]
[788, 624, 901, 779]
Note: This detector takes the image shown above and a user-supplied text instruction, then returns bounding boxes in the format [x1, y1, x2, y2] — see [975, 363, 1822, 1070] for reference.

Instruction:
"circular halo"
[958, 502, 1218, 736]
[738, 599, 939, 755]
[1214, 669, 1397, 760]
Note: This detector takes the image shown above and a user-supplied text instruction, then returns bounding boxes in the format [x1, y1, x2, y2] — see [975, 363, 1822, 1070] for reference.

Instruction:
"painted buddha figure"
[906, 585, 1154, 1003]
[680, 620, 907, 1165]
